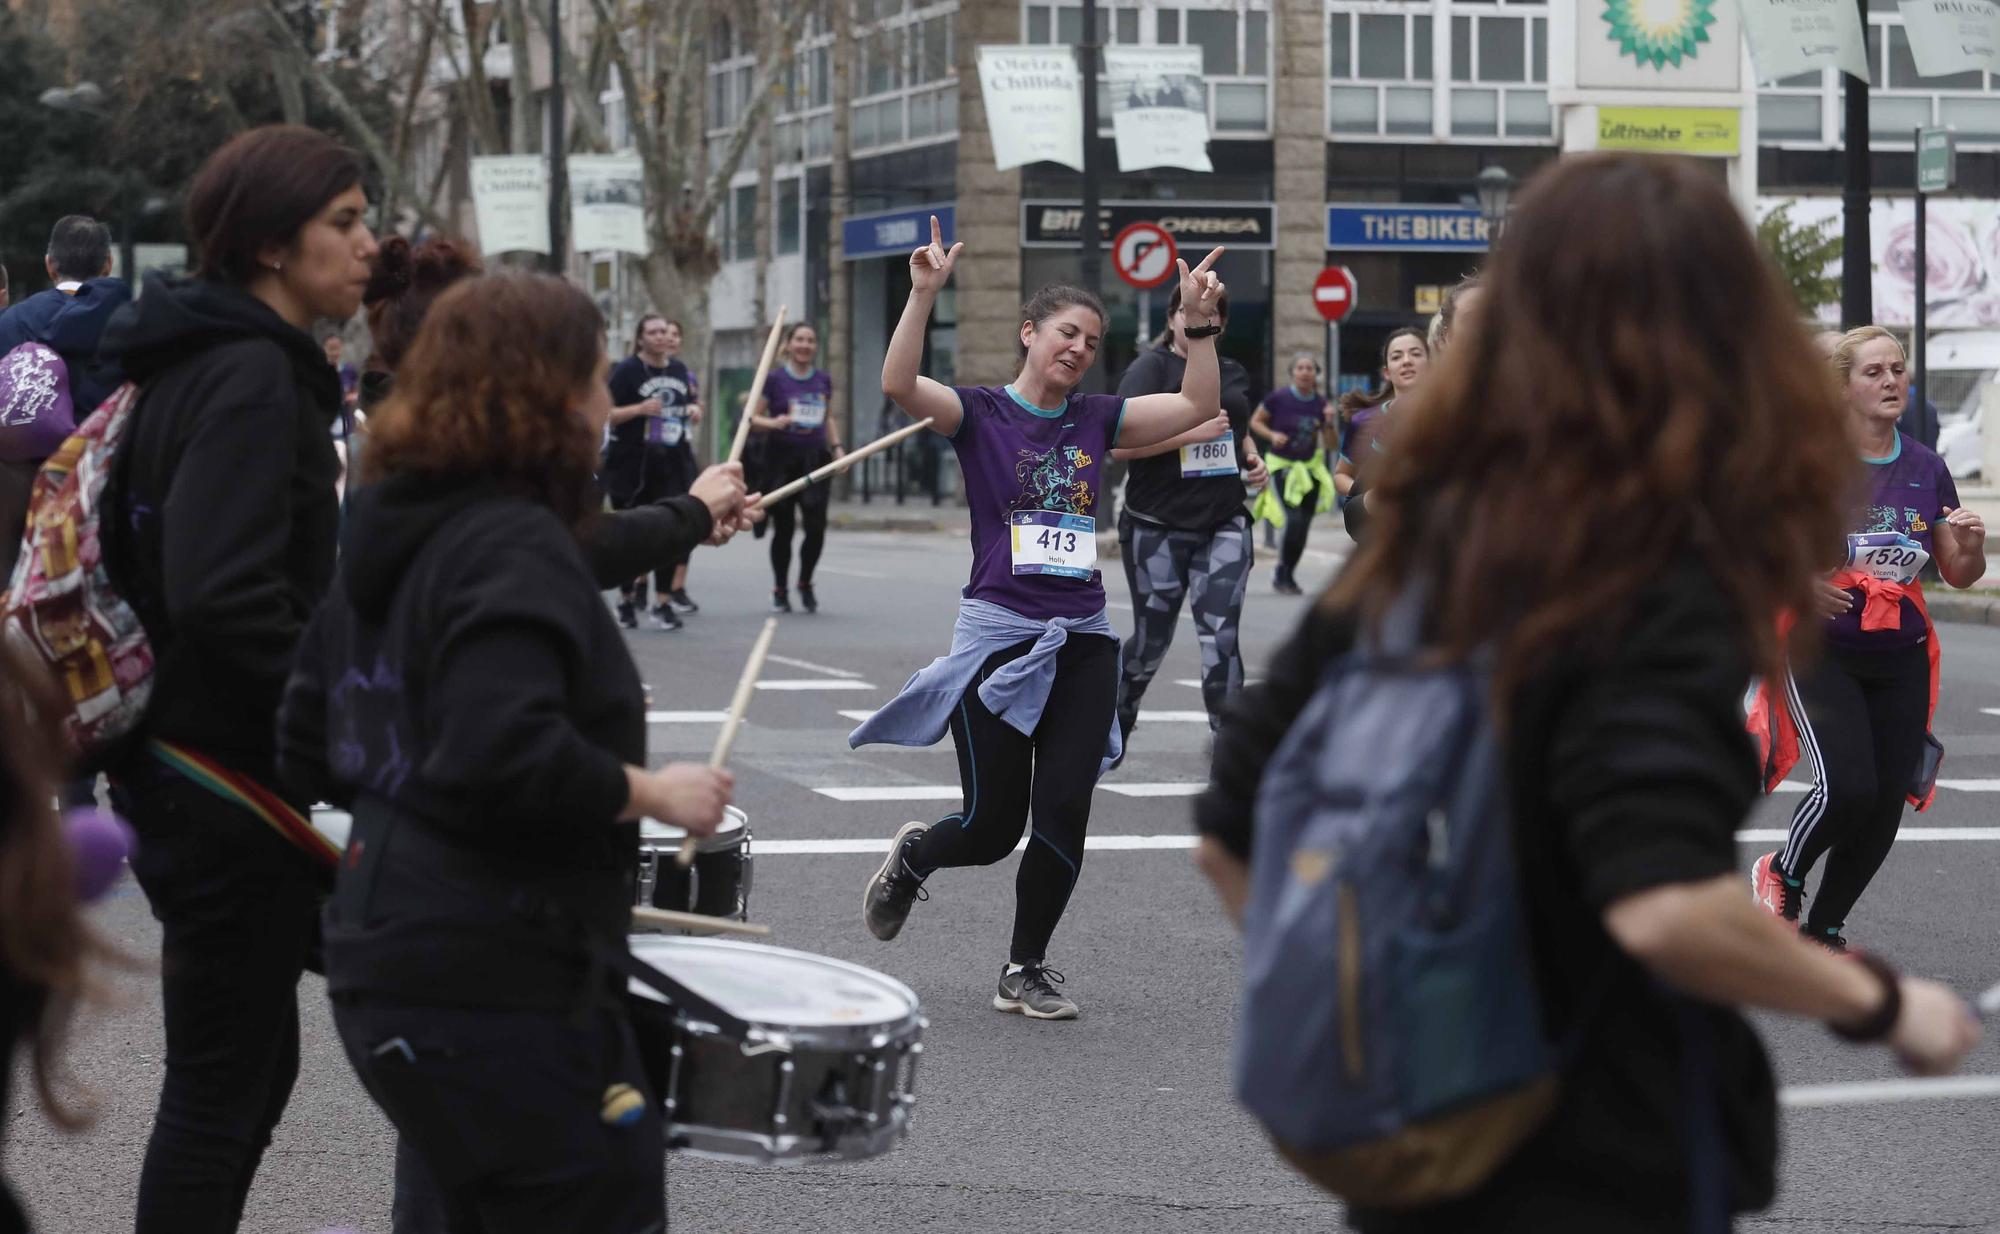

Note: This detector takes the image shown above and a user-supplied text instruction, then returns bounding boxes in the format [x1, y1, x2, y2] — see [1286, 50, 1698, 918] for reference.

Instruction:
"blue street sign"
[842, 204, 954, 261]
[1326, 204, 1490, 253]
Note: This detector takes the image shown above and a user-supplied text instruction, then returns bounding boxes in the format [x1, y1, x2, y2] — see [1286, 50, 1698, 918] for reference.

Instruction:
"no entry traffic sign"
[1313, 266, 1358, 323]
[1113, 222, 1178, 290]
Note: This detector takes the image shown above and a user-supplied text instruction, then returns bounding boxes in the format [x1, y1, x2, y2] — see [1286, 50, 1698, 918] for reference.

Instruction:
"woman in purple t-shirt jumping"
[851, 216, 1226, 1020]
[1752, 326, 1986, 949]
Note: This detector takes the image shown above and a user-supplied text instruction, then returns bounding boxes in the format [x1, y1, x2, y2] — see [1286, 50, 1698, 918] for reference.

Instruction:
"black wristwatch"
[1181, 322, 1222, 340]
[1828, 951, 1903, 1044]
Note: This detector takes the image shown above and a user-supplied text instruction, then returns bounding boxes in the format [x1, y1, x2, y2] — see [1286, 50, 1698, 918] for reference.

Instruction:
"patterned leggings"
[1115, 512, 1254, 734]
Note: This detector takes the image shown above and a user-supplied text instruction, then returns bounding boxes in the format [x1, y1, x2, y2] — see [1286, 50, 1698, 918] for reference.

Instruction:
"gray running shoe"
[863, 821, 931, 941]
[994, 963, 1078, 1020]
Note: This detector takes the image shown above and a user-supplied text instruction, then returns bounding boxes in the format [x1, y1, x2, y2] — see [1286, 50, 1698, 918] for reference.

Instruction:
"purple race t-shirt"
[1262, 386, 1329, 461]
[1826, 433, 1958, 651]
[763, 366, 833, 458]
[951, 384, 1125, 621]
[1338, 400, 1392, 464]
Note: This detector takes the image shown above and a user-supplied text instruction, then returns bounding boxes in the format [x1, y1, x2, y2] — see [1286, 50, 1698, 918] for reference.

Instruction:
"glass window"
[1186, 9, 1236, 75]
[777, 178, 801, 255]
[734, 65, 753, 118]
[806, 113, 832, 158]
[1530, 17, 1546, 80]
[855, 99, 880, 147]
[1330, 85, 1380, 133]
[919, 13, 952, 82]
[939, 87, 958, 131]
[1450, 88, 1499, 136]
[1245, 12, 1268, 75]
[1941, 95, 2000, 139]
[1413, 16, 1433, 80]
[1480, 17, 1526, 82]
[1866, 94, 1931, 137]
[1027, 5, 1050, 43]
[909, 88, 939, 138]
[1329, 13, 1352, 79]
[1386, 86, 1431, 134]
[1358, 14, 1405, 78]
[707, 71, 727, 127]
[1504, 90, 1550, 136]
[1116, 7, 1138, 44]
[733, 183, 756, 260]
[774, 118, 802, 163]
[865, 28, 904, 95]
[1158, 8, 1179, 42]
[1452, 16, 1472, 80]
[1057, 5, 1080, 44]
[1865, 25, 1882, 77]
[1214, 82, 1265, 131]
[1759, 94, 1821, 141]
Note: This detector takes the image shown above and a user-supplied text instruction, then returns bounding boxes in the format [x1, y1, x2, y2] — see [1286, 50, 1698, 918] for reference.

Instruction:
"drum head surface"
[639, 806, 746, 845]
[627, 936, 915, 1029]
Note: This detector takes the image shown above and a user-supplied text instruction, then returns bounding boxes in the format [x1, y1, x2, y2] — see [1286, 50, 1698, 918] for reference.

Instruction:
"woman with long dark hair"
[854, 216, 1226, 1019]
[1197, 154, 1977, 1229]
[1329, 327, 1428, 541]
[99, 124, 378, 1233]
[750, 322, 845, 612]
[1750, 326, 1985, 948]
[279, 272, 732, 1229]
[604, 314, 705, 628]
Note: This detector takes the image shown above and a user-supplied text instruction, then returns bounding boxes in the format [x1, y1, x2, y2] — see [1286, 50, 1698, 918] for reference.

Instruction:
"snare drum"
[624, 936, 924, 1163]
[635, 807, 752, 922]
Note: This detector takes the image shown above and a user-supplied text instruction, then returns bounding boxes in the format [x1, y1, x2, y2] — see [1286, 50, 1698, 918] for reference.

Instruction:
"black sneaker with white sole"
[650, 604, 684, 631]
[617, 600, 638, 629]
[863, 821, 931, 941]
[669, 588, 700, 613]
[994, 963, 1078, 1020]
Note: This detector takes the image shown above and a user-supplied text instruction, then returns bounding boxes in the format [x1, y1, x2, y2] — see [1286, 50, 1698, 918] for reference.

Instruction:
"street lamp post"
[1475, 164, 1514, 245]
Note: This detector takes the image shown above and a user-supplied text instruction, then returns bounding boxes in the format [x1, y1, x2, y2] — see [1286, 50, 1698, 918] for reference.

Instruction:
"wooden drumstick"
[631, 905, 772, 937]
[676, 616, 778, 868]
[726, 308, 789, 465]
[752, 418, 935, 511]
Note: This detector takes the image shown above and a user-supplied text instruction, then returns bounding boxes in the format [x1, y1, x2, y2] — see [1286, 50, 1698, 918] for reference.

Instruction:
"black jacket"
[277, 475, 645, 1009]
[361, 369, 714, 588]
[1115, 345, 1253, 532]
[1199, 556, 1776, 1229]
[101, 275, 342, 786]
[0, 277, 132, 414]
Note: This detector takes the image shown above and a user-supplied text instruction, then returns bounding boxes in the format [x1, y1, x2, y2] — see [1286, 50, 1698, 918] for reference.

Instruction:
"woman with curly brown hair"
[277, 271, 732, 1231]
[1196, 153, 1978, 1230]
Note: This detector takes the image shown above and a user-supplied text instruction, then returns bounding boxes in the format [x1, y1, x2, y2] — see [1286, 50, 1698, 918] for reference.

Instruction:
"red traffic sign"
[1112, 222, 1178, 290]
[1313, 266, 1358, 323]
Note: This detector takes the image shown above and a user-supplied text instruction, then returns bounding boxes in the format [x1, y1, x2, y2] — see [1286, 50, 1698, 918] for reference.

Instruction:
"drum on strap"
[624, 936, 924, 1163]
[635, 807, 752, 923]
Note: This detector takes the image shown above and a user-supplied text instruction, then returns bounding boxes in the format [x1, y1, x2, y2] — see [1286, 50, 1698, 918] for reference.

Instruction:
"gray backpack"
[1236, 602, 1557, 1207]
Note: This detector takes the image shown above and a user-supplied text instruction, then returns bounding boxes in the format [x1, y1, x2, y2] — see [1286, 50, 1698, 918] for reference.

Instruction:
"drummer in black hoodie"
[277, 271, 732, 1231]
[97, 126, 378, 1233]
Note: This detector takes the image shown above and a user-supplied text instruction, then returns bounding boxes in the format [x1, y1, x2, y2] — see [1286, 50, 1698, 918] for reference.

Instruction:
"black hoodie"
[277, 473, 645, 1008]
[100, 275, 342, 786]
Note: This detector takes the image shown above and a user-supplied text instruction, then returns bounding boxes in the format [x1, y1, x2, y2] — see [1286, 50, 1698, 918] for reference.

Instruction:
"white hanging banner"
[1104, 47, 1212, 174]
[1735, 0, 1872, 83]
[569, 154, 648, 255]
[976, 45, 1085, 172]
[1899, 0, 2000, 76]
[470, 155, 551, 256]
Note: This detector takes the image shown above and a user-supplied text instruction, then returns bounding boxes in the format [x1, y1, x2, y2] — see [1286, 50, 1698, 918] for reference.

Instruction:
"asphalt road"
[14, 526, 2000, 1233]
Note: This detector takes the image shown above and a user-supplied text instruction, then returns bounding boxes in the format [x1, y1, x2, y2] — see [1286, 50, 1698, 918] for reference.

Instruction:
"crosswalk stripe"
[647, 711, 730, 723]
[737, 828, 2000, 857]
[766, 654, 866, 679]
[754, 680, 877, 692]
[836, 709, 1209, 724]
[815, 782, 1202, 802]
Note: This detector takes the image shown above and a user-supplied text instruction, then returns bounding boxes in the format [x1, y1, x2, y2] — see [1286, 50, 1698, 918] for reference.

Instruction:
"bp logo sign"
[1602, 0, 1717, 69]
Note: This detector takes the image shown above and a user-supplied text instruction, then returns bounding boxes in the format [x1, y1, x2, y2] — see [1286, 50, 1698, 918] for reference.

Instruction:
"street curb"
[1929, 594, 2000, 626]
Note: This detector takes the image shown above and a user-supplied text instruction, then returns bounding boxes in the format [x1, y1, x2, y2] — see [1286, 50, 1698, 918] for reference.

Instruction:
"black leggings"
[1779, 640, 1931, 935]
[906, 634, 1119, 965]
[611, 446, 693, 603]
[112, 774, 324, 1234]
[766, 452, 831, 590]
[1279, 472, 1327, 576]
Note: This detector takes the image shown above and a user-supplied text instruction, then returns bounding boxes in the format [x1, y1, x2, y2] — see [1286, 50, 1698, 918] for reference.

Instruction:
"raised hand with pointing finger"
[908, 214, 963, 297]
[1177, 246, 1228, 328]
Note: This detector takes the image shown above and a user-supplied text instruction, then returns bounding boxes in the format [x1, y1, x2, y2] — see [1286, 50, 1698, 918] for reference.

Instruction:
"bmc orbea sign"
[1596, 106, 1740, 156]
[1021, 201, 1275, 250]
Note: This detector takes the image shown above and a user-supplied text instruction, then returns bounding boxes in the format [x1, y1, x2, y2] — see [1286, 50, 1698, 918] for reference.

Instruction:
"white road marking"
[1937, 779, 2000, 791]
[837, 709, 1207, 724]
[766, 654, 866, 679]
[647, 711, 731, 723]
[1175, 678, 1262, 689]
[1982, 707, 2000, 717]
[753, 835, 1199, 855]
[1101, 782, 1205, 798]
[815, 782, 1203, 802]
[1738, 827, 2000, 842]
[754, 679, 877, 692]
[838, 710, 877, 722]
[810, 566, 888, 580]
[1780, 1075, 2000, 1108]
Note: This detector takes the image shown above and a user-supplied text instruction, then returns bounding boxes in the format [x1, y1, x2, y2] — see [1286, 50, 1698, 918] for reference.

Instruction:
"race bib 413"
[1010, 511, 1097, 579]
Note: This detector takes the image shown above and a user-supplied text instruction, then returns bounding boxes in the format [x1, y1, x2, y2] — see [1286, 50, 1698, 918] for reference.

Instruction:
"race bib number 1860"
[1010, 511, 1097, 579]
[1180, 431, 1236, 478]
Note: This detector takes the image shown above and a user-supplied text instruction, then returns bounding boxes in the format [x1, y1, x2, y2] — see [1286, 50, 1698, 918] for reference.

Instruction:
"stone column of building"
[1271, 0, 1329, 378]
[953, 0, 1025, 389]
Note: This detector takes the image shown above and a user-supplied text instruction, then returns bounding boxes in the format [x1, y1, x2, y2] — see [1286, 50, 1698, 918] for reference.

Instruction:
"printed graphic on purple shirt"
[1826, 433, 1958, 651]
[1262, 387, 1328, 461]
[763, 366, 833, 457]
[1338, 400, 1392, 464]
[951, 384, 1124, 621]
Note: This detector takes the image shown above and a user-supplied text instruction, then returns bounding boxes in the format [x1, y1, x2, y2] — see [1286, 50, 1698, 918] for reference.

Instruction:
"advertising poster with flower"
[1759, 197, 2000, 328]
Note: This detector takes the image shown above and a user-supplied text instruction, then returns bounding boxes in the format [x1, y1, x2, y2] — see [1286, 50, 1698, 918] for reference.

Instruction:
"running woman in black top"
[604, 315, 704, 629]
